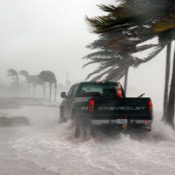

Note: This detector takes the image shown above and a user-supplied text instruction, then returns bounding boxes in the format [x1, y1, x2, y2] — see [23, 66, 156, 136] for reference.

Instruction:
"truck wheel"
[58, 116, 67, 124]
[59, 109, 67, 124]
[73, 113, 91, 139]
[73, 113, 81, 138]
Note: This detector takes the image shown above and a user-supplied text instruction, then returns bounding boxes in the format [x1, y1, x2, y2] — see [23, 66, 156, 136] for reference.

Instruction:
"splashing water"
[1, 106, 175, 175]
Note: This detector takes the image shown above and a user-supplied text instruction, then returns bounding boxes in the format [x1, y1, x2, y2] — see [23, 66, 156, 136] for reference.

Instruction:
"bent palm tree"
[7, 68, 19, 96]
[38, 71, 48, 98]
[19, 70, 30, 96]
[38, 70, 57, 101]
[85, 0, 175, 127]
[153, 14, 175, 127]
[166, 50, 175, 128]
[162, 43, 171, 121]
[84, 28, 158, 95]
[47, 71, 57, 102]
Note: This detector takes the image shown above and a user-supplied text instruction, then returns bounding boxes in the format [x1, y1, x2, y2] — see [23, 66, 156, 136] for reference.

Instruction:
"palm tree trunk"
[55, 81, 57, 102]
[49, 83, 52, 101]
[123, 68, 129, 95]
[34, 84, 36, 97]
[162, 43, 171, 121]
[17, 76, 19, 97]
[43, 83, 46, 98]
[166, 44, 175, 128]
[28, 83, 30, 97]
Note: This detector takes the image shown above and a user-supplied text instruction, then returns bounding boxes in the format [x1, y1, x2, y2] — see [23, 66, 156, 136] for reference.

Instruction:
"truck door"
[64, 84, 79, 119]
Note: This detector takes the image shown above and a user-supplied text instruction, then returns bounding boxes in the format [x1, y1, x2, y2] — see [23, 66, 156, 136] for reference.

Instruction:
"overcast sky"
[0, 0, 171, 112]
[0, 0, 108, 83]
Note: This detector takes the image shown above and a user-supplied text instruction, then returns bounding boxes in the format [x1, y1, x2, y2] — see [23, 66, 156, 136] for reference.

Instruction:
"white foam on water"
[2, 106, 175, 175]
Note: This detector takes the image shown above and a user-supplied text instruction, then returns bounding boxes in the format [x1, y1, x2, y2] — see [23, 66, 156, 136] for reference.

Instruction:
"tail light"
[148, 100, 153, 114]
[117, 82, 123, 98]
[89, 99, 95, 113]
[144, 120, 149, 125]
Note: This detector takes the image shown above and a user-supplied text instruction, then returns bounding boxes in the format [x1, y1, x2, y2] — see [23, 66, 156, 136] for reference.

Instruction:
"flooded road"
[0, 105, 175, 175]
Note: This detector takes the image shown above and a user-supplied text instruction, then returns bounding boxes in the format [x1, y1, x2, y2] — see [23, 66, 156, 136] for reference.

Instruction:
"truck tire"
[73, 113, 91, 139]
[58, 116, 67, 124]
[73, 113, 81, 138]
[59, 106, 67, 124]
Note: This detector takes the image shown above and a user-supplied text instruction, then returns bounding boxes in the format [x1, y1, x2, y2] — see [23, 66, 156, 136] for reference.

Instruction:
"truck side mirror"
[61, 92, 67, 98]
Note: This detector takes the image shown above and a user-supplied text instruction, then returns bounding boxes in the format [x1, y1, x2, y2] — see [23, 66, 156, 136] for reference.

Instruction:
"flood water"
[0, 104, 175, 175]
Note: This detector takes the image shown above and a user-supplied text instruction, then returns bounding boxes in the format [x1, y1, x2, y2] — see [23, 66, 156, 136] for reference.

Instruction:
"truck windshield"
[78, 83, 119, 97]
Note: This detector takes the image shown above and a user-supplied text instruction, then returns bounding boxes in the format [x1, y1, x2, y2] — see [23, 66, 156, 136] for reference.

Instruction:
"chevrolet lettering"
[98, 106, 146, 111]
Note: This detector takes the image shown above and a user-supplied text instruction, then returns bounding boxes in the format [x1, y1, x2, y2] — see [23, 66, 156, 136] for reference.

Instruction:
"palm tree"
[86, 0, 170, 34]
[34, 76, 44, 96]
[38, 70, 57, 101]
[84, 26, 158, 94]
[19, 70, 30, 96]
[89, 38, 133, 90]
[27, 75, 43, 97]
[166, 49, 175, 128]
[85, 0, 175, 126]
[7, 68, 19, 96]
[19, 71, 44, 97]
[153, 14, 175, 127]
[38, 71, 49, 99]
[162, 43, 171, 121]
[47, 71, 57, 102]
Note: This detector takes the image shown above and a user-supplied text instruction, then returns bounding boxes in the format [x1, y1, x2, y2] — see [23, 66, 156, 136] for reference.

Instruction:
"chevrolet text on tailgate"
[59, 81, 153, 138]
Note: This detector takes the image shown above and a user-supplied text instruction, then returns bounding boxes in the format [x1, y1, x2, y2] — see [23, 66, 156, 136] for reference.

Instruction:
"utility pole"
[66, 72, 69, 82]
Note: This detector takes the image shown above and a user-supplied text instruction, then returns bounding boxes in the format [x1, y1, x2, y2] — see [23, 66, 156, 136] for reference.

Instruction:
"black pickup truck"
[59, 81, 153, 138]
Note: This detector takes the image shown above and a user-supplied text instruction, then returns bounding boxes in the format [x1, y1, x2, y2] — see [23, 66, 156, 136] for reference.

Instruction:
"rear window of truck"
[78, 83, 119, 97]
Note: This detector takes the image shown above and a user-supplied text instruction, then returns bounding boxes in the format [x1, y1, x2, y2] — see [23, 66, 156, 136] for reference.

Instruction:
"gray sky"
[0, 0, 107, 84]
[0, 0, 170, 112]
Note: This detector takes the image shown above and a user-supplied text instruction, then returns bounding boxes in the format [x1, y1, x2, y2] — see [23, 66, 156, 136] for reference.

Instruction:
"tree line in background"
[7, 69, 57, 102]
[84, 0, 175, 128]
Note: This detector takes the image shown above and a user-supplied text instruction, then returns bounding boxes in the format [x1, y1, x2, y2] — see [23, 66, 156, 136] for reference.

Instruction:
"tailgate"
[94, 97, 151, 116]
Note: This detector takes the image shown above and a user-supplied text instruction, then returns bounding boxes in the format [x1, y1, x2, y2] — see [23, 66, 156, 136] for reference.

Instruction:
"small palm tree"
[38, 70, 57, 101]
[38, 71, 48, 98]
[47, 71, 57, 102]
[7, 68, 19, 96]
[19, 70, 30, 96]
